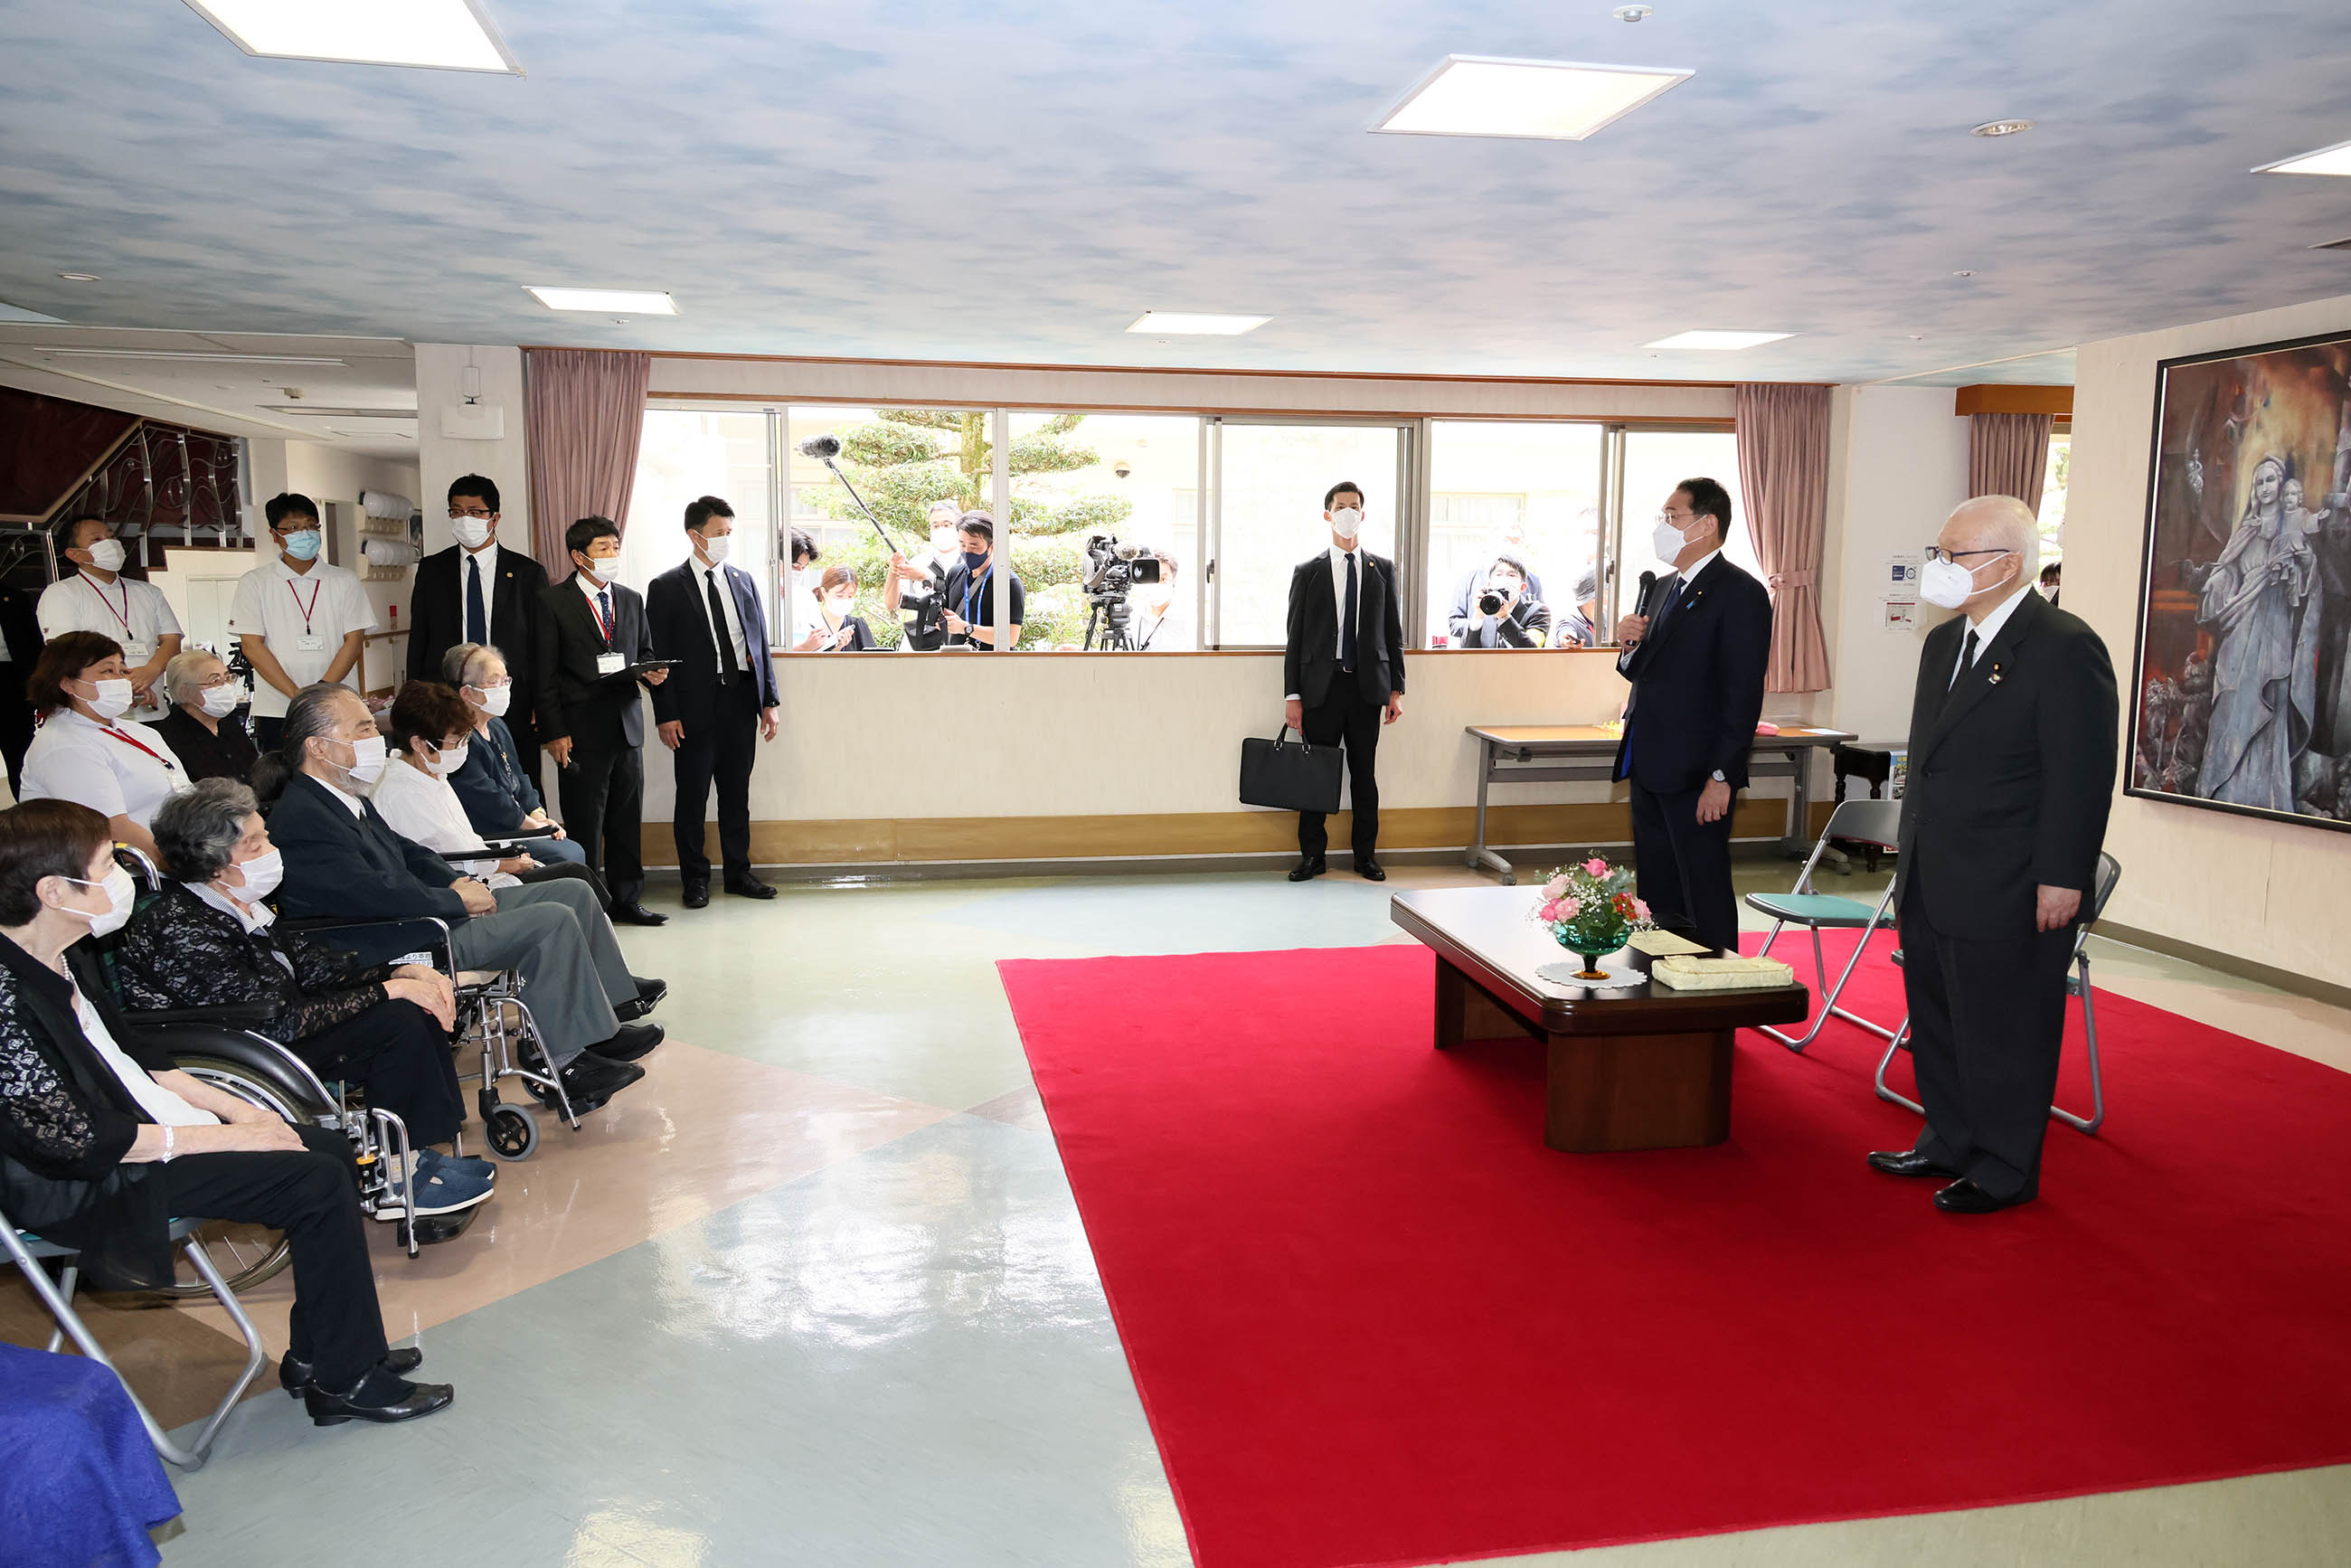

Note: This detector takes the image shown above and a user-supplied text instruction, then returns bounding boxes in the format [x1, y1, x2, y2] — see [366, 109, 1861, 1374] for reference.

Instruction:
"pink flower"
[1633, 899, 1651, 921]
[1582, 857, 1610, 877]
[1542, 874, 1570, 899]
[1554, 896, 1580, 921]
[1537, 900, 1562, 922]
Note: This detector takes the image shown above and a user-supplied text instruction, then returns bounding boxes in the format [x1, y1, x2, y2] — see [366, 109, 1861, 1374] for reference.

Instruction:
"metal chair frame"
[1748, 798, 1906, 1053]
[2, 1209, 269, 1469]
[1874, 852, 2121, 1136]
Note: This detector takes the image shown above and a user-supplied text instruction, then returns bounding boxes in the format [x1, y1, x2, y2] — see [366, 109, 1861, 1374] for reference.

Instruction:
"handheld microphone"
[1635, 569, 1658, 618]
[797, 433, 843, 460]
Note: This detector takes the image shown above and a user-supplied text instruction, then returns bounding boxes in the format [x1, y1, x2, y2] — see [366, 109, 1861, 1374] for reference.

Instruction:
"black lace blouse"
[114, 883, 399, 1045]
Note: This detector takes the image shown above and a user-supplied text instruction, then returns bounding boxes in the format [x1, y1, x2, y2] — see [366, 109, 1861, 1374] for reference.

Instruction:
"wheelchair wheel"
[153, 1057, 313, 1298]
[483, 1103, 538, 1161]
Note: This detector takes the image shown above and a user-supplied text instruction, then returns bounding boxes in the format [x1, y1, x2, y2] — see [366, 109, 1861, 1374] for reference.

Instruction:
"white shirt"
[1657, 548, 1723, 614]
[39, 571, 183, 718]
[370, 755, 516, 886]
[189, 878, 277, 937]
[20, 709, 187, 827]
[1950, 581, 2035, 687]
[456, 541, 502, 647]
[228, 557, 376, 719]
[692, 555, 751, 671]
[74, 984, 217, 1128]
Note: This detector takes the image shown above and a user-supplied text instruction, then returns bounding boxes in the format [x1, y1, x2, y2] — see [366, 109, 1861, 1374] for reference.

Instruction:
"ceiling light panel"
[1644, 330, 1793, 351]
[31, 348, 348, 364]
[184, 0, 521, 74]
[1374, 55, 1692, 141]
[260, 406, 420, 419]
[2255, 138, 2351, 176]
[526, 287, 679, 315]
[1126, 311, 1270, 335]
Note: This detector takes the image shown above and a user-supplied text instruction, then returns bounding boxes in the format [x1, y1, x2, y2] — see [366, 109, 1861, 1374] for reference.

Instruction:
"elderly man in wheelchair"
[0, 799, 452, 1428]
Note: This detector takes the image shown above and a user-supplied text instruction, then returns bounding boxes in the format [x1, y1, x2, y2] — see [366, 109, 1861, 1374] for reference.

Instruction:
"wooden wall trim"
[1953, 383, 2074, 417]
[2091, 921, 2351, 1013]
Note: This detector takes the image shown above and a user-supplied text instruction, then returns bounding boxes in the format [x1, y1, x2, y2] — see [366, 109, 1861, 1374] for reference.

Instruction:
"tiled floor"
[9, 856, 2349, 1566]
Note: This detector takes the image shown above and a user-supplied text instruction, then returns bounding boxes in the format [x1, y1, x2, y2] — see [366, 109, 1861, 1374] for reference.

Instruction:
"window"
[1007, 412, 1202, 650]
[1425, 421, 1603, 647]
[2040, 433, 2070, 562]
[1212, 421, 1404, 647]
[785, 405, 989, 651]
[627, 408, 775, 636]
[1617, 430, 1757, 618]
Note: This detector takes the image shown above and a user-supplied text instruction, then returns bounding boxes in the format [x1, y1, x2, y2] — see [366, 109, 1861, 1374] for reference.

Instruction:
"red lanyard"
[99, 723, 176, 773]
[81, 573, 133, 635]
[287, 577, 323, 632]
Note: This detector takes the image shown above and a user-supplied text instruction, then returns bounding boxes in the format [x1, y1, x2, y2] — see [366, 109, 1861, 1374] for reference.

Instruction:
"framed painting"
[2129, 328, 2351, 831]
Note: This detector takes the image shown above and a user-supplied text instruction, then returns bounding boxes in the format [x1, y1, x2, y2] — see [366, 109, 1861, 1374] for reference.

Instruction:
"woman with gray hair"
[148, 647, 261, 784]
[112, 777, 493, 1225]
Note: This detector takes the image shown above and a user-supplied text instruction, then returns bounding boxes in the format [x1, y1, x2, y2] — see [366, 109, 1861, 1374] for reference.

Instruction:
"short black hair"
[448, 474, 499, 513]
[2040, 561, 2062, 585]
[685, 496, 734, 533]
[1324, 481, 1365, 510]
[1675, 477, 1732, 537]
[956, 513, 994, 546]
[789, 526, 818, 565]
[265, 493, 320, 530]
[1487, 553, 1530, 582]
[566, 515, 621, 558]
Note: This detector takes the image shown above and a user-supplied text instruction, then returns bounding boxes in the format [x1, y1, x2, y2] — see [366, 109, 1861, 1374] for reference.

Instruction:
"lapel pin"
[1988, 663, 2004, 685]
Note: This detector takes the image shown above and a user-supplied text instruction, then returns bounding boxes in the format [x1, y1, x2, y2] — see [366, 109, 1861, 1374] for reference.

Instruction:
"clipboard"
[603, 658, 681, 683]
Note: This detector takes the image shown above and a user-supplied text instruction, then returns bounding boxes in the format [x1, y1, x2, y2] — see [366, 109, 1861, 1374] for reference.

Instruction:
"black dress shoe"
[615, 976, 667, 1022]
[681, 880, 710, 910]
[1356, 859, 1387, 882]
[594, 1021, 664, 1063]
[548, 1053, 643, 1108]
[1867, 1148, 1963, 1179]
[610, 901, 669, 927]
[304, 1366, 454, 1427]
[1289, 857, 1327, 883]
[1932, 1178, 2029, 1214]
[281, 1346, 423, 1397]
[724, 874, 777, 900]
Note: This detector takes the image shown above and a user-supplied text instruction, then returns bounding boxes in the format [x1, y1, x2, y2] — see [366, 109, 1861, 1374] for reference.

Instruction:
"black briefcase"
[1239, 724, 1343, 813]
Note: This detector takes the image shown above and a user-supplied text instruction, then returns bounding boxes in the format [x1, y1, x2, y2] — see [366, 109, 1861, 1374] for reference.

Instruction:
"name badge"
[122, 639, 153, 661]
[295, 632, 326, 653]
[596, 651, 627, 676]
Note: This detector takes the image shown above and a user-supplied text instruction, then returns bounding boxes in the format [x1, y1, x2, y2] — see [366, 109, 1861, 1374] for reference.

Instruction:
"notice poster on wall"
[1882, 600, 1919, 632]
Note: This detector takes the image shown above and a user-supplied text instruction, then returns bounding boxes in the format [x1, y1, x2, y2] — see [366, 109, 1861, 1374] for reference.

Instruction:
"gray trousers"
[448, 878, 634, 1065]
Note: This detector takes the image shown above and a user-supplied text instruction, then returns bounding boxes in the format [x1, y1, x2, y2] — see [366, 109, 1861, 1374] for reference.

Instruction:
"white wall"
[2067, 290, 2351, 987]
[415, 345, 531, 559]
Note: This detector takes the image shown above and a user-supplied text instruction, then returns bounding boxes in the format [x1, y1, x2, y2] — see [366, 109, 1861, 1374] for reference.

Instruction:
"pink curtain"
[1968, 412, 2053, 515]
[1733, 383, 1833, 694]
[523, 349, 650, 566]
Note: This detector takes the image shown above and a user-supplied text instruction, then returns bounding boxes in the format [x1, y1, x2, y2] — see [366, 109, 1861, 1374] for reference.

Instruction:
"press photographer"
[885, 500, 962, 652]
[1448, 553, 1553, 647]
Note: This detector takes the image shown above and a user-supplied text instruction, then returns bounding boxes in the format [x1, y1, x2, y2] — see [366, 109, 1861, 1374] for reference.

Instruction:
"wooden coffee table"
[1390, 886, 1811, 1153]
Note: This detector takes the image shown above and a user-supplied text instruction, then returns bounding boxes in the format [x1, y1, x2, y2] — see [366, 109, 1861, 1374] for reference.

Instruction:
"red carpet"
[999, 934, 2351, 1568]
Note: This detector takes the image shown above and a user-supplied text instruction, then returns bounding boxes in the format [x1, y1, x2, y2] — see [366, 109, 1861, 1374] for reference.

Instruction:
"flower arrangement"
[1529, 855, 1653, 980]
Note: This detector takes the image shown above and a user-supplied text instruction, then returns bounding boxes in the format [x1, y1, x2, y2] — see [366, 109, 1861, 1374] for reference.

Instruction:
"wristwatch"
[1710, 770, 1726, 782]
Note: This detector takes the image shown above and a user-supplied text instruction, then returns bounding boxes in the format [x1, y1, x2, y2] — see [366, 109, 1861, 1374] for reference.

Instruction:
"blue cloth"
[531, 833, 587, 865]
[0, 1341, 179, 1568]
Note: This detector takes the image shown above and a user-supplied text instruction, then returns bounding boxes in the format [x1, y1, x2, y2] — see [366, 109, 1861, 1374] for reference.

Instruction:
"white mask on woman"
[60, 865, 137, 938]
[199, 683, 246, 718]
[469, 682, 514, 719]
[341, 733, 390, 786]
[80, 677, 136, 722]
[226, 847, 284, 902]
[425, 740, 470, 778]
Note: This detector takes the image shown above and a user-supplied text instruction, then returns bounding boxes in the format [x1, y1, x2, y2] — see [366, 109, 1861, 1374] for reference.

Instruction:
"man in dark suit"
[406, 474, 547, 764]
[1281, 480, 1405, 883]
[1612, 477, 1773, 955]
[1871, 496, 2118, 1214]
[647, 496, 779, 909]
[536, 515, 669, 926]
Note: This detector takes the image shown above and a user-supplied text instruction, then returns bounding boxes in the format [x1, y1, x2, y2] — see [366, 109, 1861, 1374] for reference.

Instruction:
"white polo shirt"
[38, 570, 184, 718]
[19, 708, 187, 827]
[228, 556, 376, 719]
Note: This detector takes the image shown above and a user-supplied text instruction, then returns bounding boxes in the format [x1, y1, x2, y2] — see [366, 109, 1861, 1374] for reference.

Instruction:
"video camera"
[1080, 534, 1164, 651]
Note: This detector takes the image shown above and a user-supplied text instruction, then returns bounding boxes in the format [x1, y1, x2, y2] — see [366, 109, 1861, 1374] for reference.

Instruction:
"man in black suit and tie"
[537, 515, 669, 927]
[647, 496, 780, 909]
[1282, 480, 1405, 883]
[406, 475, 548, 764]
[1612, 477, 1773, 955]
[1870, 496, 2118, 1214]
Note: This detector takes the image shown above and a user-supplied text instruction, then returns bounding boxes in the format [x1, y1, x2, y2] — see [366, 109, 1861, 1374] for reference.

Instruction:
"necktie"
[1950, 627, 1978, 691]
[596, 588, 614, 647]
[465, 555, 486, 646]
[1340, 552, 1358, 674]
[706, 567, 739, 677]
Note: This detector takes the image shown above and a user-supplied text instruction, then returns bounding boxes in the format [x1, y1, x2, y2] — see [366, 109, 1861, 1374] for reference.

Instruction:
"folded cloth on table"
[1650, 954, 1798, 991]
[1629, 929, 1709, 957]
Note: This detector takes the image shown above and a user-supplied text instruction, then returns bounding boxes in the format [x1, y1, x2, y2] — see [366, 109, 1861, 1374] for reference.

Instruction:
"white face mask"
[226, 846, 284, 902]
[470, 681, 514, 718]
[578, 555, 619, 588]
[340, 733, 390, 786]
[80, 677, 136, 721]
[1919, 552, 2014, 610]
[827, 598, 854, 619]
[1328, 505, 1362, 543]
[1653, 515, 1695, 562]
[85, 538, 127, 573]
[452, 515, 495, 550]
[930, 531, 957, 557]
[697, 534, 732, 564]
[60, 865, 137, 939]
[425, 739, 470, 778]
[199, 683, 246, 717]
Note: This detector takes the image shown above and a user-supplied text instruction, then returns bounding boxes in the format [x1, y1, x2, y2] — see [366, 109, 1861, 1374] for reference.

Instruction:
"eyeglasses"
[1923, 546, 2012, 564]
[197, 672, 236, 688]
[449, 505, 494, 519]
[1657, 510, 1695, 525]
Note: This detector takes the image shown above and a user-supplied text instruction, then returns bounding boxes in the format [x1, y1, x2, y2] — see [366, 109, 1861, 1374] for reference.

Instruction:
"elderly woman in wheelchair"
[115, 778, 496, 1222]
[0, 799, 453, 1425]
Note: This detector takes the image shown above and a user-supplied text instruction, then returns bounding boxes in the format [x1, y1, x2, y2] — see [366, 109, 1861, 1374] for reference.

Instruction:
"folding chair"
[2, 1207, 269, 1469]
[1744, 798, 1905, 1052]
[1875, 852, 2121, 1135]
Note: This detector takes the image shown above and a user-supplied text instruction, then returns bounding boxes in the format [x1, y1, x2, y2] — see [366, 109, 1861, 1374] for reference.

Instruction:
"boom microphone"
[798, 433, 843, 459]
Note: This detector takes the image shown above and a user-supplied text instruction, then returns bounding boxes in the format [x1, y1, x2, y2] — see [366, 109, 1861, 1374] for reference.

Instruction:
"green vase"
[1553, 917, 1630, 981]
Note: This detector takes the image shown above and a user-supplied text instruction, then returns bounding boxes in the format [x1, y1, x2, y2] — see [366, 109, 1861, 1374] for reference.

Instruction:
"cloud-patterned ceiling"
[4, 0, 2350, 384]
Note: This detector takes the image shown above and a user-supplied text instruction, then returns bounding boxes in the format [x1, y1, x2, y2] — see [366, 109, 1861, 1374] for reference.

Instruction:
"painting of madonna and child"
[2133, 330, 2351, 831]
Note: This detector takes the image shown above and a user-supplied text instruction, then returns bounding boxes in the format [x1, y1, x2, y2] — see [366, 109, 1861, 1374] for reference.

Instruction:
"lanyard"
[961, 564, 992, 630]
[81, 573, 133, 636]
[287, 577, 323, 634]
[99, 723, 175, 773]
[587, 584, 615, 647]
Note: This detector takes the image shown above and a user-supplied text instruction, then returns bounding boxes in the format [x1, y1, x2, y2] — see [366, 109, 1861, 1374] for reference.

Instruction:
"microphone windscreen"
[798, 433, 843, 459]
